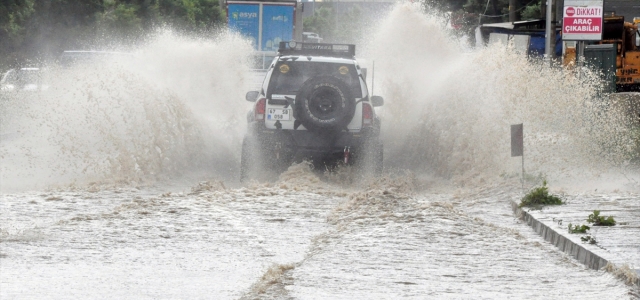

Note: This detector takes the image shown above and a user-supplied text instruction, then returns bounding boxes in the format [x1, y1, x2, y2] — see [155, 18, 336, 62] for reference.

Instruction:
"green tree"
[156, 0, 224, 32]
[0, 0, 35, 39]
[0, 0, 226, 68]
[98, 1, 143, 39]
[303, 5, 335, 42]
[334, 5, 364, 43]
[520, 0, 541, 20]
[0, 0, 36, 64]
[462, 0, 512, 24]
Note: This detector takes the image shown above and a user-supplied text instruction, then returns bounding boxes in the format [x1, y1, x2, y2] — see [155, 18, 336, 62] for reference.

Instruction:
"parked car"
[0, 68, 47, 92]
[303, 32, 323, 43]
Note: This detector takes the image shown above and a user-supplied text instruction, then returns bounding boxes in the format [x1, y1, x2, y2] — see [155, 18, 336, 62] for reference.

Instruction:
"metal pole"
[371, 61, 375, 96]
[522, 144, 525, 192]
[550, 0, 556, 62]
[578, 41, 585, 79]
[545, 0, 555, 66]
[520, 123, 525, 192]
[509, 0, 517, 22]
[258, 3, 263, 51]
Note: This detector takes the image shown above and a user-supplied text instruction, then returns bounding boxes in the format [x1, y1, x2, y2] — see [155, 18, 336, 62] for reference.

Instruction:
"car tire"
[294, 75, 355, 132]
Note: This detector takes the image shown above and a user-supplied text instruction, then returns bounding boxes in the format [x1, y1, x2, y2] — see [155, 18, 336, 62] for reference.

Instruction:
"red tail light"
[362, 102, 373, 127]
[255, 98, 266, 121]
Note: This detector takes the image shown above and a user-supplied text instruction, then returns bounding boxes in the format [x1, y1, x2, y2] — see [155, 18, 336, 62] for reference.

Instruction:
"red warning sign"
[562, 4, 603, 40]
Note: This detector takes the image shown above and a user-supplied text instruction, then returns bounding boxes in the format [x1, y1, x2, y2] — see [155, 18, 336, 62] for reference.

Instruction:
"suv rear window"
[267, 61, 362, 98]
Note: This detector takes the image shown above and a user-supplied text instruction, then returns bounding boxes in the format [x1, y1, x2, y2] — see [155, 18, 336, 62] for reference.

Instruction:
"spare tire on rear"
[294, 75, 355, 132]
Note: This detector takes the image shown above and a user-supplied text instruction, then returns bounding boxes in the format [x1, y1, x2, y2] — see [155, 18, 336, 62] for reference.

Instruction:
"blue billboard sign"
[261, 5, 294, 51]
[228, 4, 260, 48]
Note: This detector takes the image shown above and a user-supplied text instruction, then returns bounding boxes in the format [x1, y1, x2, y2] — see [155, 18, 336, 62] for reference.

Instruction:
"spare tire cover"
[294, 75, 356, 131]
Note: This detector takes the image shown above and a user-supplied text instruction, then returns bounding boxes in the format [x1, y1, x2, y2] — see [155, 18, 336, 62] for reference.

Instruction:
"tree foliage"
[418, 0, 544, 46]
[305, 0, 529, 43]
[303, 5, 335, 42]
[427, 0, 544, 26]
[0, 0, 225, 67]
[520, 0, 542, 21]
[0, 0, 35, 35]
[334, 5, 364, 43]
[303, 4, 370, 44]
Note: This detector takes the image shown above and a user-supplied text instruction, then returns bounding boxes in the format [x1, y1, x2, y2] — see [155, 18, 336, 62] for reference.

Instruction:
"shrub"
[587, 210, 616, 226]
[581, 235, 597, 244]
[568, 223, 590, 234]
[519, 180, 563, 207]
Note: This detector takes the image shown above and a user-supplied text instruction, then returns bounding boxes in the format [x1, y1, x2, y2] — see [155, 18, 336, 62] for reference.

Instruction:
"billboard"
[261, 5, 294, 51]
[562, 0, 604, 40]
[228, 4, 260, 48]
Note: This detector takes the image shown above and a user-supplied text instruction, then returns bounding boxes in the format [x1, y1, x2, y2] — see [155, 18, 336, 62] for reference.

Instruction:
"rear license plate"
[267, 108, 291, 121]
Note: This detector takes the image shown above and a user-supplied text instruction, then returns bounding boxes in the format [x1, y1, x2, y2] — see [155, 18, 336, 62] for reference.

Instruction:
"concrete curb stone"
[511, 201, 640, 288]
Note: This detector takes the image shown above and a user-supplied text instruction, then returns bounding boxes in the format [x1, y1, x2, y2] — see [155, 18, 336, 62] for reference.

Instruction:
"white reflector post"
[511, 123, 524, 191]
[511, 124, 523, 157]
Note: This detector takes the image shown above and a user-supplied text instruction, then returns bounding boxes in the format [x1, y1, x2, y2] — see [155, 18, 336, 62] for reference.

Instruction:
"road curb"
[511, 201, 640, 288]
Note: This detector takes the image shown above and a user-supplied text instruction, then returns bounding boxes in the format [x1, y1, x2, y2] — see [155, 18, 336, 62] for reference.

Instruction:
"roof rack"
[278, 41, 356, 58]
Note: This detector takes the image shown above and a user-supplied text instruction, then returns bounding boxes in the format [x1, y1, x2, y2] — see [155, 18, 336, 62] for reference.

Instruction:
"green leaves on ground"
[519, 180, 563, 207]
[581, 235, 597, 244]
[568, 211, 616, 245]
[568, 223, 590, 234]
[587, 210, 616, 226]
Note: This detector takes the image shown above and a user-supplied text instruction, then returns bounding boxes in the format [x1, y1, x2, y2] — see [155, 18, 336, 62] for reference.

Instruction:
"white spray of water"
[365, 4, 639, 190]
[2, 5, 638, 193]
[0, 31, 255, 191]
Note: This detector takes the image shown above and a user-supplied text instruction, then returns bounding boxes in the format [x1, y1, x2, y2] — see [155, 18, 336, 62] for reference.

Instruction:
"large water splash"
[0, 31, 255, 191]
[366, 4, 639, 189]
[2, 5, 638, 192]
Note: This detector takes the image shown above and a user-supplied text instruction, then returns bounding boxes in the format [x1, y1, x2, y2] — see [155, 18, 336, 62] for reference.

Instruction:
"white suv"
[241, 41, 384, 181]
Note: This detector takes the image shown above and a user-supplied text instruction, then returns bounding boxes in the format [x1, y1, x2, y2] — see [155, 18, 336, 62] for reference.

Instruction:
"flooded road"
[1, 170, 635, 299]
[1, 3, 639, 299]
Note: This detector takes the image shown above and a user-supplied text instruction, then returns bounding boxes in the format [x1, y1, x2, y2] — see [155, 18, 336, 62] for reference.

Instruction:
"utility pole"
[509, 0, 517, 22]
[545, 0, 556, 66]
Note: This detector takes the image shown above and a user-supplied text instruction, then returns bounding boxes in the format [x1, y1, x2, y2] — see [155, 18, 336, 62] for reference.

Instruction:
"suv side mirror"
[246, 91, 259, 102]
[371, 95, 384, 107]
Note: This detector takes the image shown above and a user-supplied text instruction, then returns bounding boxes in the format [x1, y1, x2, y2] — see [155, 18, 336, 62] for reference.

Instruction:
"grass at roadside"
[519, 180, 563, 208]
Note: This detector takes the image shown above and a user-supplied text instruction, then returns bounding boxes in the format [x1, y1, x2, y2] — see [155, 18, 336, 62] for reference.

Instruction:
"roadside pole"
[371, 61, 375, 96]
[578, 40, 585, 79]
[511, 124, 524, 192]
[545, 0, 556, 66]
[509, 0, 517, 22]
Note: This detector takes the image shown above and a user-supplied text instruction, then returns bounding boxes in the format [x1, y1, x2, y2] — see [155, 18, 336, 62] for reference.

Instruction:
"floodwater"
[1, 4, 639, 299]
